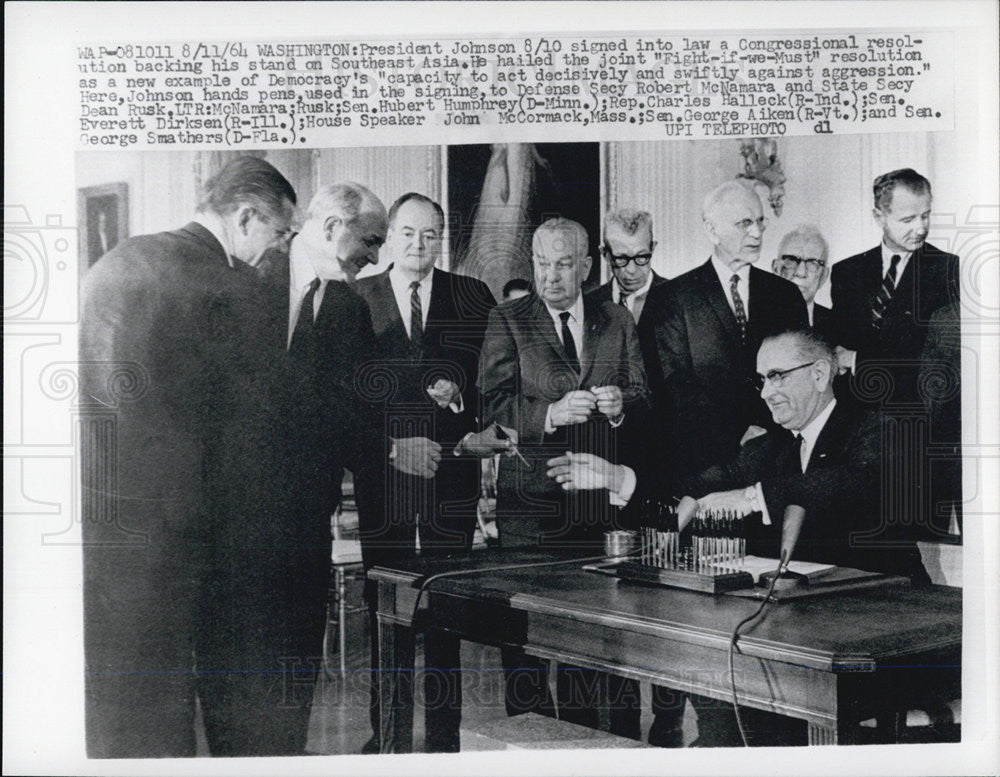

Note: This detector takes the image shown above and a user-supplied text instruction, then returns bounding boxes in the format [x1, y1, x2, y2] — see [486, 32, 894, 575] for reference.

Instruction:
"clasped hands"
[548, 385, 623, 427]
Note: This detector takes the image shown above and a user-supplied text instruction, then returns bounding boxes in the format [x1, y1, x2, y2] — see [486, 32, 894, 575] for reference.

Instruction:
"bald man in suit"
[479, 217, 650, 736]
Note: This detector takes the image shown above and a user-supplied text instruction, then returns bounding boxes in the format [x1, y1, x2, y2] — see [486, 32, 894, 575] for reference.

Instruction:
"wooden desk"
[370, 549, 961, 753]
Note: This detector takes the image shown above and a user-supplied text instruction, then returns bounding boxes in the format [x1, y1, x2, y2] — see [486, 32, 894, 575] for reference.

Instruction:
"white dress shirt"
[389, 264, 432, 338]
[710, 254, 751, 320]
[611, 271, 655, 324]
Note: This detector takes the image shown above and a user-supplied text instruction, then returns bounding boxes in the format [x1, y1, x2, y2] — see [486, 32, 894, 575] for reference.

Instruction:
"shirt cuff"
[850, 350, 857, 374]
[608, 412, 625, 428]
[755, 481, 771, 526]
[448, 393, 465, 415]
[609, 465, 637, 507]
[544, 405, 556, 435]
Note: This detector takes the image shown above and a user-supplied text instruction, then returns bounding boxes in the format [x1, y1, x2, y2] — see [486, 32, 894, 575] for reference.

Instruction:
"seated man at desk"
[546, 327, 930, 745]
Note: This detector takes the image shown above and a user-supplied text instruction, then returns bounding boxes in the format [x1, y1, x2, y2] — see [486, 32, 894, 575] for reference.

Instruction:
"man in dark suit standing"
[479, 217, 649, 733]
[640, 180, 808, 478]
[831, 168, 960, 540]
[257, 181, 408, 755]
[354, 192, 496, 752]
[547, 328, 930, 746]
[772, 224, 832, 337]
[79, 157, 297, 757]
[587, 207, 668, 334]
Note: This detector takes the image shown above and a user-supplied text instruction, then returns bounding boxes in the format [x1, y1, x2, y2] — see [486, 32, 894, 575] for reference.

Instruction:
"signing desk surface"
[370, 549, 961, 752]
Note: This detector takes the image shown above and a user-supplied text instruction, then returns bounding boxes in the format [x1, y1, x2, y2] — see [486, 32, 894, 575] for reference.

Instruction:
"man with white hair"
[640, 180, 807, 478]
[772, 224, 832, 337]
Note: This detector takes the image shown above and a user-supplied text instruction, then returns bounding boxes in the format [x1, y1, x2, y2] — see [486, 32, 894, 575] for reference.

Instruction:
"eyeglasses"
[778, 254, 827, 273]
[602, 244, 653, 268]
[754, 361, 817, 391]
[734, 216, 768, 234]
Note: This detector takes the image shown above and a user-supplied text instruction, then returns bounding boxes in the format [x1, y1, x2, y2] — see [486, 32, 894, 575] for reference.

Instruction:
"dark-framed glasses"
[778, 254, 827, 273]
[603, 244, 653, 268]
[754, 361, 817, 391]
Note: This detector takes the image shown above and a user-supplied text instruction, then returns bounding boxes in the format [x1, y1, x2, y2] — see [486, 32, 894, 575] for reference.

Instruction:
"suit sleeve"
[478, 305, 551, 444]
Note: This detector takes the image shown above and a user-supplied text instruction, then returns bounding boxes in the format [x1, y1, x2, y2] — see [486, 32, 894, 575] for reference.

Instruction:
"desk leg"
[377, 615, 415, 754]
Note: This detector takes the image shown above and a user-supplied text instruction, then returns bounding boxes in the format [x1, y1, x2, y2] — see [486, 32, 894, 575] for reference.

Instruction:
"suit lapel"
[805, 401, 850, 472]
[695, 260, 742, 349]
[579, 293, 607, 383]
[367, 269, 410, 346]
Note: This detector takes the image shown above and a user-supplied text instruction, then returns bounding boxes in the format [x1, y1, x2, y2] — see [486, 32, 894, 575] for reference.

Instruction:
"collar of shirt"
[192, 214, 236, 268]
[710, 254, 751, 319]
[794, 397, 837, 472]
[543, 293, 585, 350]
[611, 270, 654, 307]
[880, 242, 913, 285]
[287, 236, 326, 345]
[389, 264, 433, 338]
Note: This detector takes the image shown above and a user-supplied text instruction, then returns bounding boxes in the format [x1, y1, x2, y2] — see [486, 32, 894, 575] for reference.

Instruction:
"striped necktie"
[872, 254, 901, 329]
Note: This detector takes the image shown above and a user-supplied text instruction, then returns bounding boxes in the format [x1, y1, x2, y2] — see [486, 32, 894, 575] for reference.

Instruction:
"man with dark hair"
[831, 168, 960, 539]
[80, 156, 296, 757]
[547, 327, 930, 746]
[354, 192, 496, 752]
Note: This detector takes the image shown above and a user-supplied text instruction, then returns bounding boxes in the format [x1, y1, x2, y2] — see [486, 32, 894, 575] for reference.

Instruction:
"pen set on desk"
[639, 499, 746, 572]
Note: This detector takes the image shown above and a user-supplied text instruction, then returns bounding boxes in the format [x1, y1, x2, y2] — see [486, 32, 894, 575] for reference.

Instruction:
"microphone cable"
[727, 549, 787, 747]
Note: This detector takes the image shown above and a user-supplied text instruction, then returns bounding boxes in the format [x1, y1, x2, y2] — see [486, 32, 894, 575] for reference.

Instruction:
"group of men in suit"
[80, 158, 959, 757]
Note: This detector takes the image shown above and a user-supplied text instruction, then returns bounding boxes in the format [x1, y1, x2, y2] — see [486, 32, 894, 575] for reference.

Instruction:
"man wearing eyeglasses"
[772, 225, 832, 337]
[640, 180, 807, 479]
[546, 327, 930, 745]
[588, 208, 667, 329]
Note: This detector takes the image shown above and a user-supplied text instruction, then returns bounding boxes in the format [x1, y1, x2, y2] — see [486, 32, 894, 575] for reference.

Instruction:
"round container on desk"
[604, 529, 639, 561]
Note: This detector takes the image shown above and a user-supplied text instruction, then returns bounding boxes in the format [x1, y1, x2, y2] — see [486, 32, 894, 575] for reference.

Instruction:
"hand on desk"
[549, 390, 597, 427]
[546, 451, 625, 493]
[391, 436, 442, 479]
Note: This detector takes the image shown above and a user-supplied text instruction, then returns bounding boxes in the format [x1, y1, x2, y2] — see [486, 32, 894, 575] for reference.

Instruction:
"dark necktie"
[289, 277, 320, 360]
[559, 310, 580, 372]
[618, 290, 629, 308]
[790, 433, 804, 474]
[872, 254, 901, 329]
[730, 273, 748, 346]
[410, 281, 423, 347]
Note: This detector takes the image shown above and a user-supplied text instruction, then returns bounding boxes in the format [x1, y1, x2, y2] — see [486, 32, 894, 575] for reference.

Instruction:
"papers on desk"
[738, 555, 835, 583]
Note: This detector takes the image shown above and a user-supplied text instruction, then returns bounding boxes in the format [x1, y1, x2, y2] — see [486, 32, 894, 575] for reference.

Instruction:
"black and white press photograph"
[4, 3, 999, 776]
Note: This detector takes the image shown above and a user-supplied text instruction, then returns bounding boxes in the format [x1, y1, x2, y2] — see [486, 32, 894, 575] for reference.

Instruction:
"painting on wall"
[78, 182, 128, 268]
